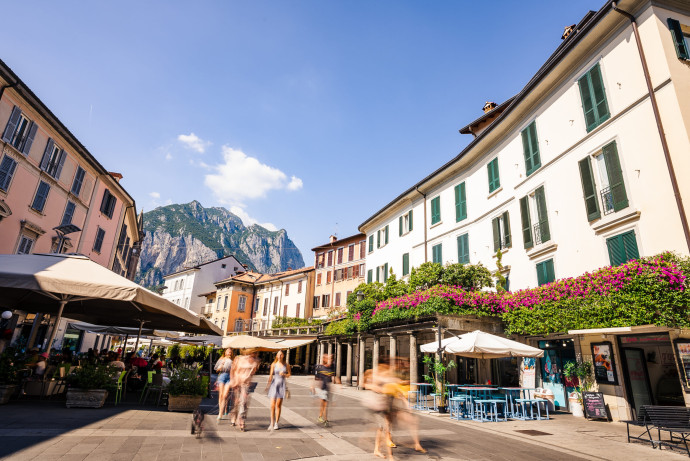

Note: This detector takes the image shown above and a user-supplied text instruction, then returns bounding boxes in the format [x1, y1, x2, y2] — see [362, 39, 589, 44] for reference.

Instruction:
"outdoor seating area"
[625, 405, 690, 456]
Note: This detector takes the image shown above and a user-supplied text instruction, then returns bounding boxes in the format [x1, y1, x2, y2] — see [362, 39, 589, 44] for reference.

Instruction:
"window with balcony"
[2, 106, 37, 155]
[491, 212, 511, 252]
[519, 185, 551, 249]
[61, 201, 76, 226]
[40, 139, 66, 179]
[578, 141, 628, 221]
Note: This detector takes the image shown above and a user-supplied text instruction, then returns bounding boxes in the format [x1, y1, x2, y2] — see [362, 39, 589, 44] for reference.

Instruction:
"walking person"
[214, 348, 234, 421]
[229, 348, 260, 431]
[265, 350, 291, 430]
[311, 353, 334, 426]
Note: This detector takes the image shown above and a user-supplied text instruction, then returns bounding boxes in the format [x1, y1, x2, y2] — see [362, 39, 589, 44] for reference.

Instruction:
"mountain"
[135, 201, 305, 287]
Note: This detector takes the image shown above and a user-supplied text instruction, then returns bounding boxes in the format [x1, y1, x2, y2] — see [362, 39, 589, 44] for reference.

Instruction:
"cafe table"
[411, 383, 432, 411]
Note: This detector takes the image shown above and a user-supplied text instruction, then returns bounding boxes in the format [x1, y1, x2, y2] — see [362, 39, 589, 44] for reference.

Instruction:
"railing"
[600, 186, 614, 215]
[231, 324, 323, 337]
[532, 222, 543, 246]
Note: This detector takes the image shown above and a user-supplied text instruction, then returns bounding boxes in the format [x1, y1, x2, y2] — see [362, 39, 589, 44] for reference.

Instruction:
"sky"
[0, 1, 605, 262]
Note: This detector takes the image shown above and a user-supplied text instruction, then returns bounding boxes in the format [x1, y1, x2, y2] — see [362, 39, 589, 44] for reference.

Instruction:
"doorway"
[538, 338, 576, 409]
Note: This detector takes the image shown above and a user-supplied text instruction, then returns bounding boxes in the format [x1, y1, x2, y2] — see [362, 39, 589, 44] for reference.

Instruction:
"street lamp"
[53, 223, 81, 254]
[356, 290, 364, 301]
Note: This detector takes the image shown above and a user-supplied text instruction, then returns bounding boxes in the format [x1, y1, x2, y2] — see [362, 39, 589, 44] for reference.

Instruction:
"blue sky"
[1, 1, 604, 261]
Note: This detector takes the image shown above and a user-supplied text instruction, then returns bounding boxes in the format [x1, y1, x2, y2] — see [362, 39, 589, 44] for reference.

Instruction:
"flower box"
[65, 389, 108, 408]
[0, 384, 17, 404]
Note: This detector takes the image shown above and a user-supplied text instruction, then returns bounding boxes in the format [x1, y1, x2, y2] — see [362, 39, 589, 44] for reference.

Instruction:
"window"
[376, 263, 389, 283]
[402, 253, 410, 276]
[521, 121, 541, 176]
[668, 18, 690, 60]
[254, 298, 260, 313]
[71, 166, 86, 196]
[367, 269, 373, 283]
[273, 297, 279, 315]
[61, 201, 76, 226]
[263, 298, 269, 316]
[578, 63, 610, 132]
[347, 266, 353, 279]
[455, 183, 467, 222]
[297, 281, 302, 293]
[607, 230, 640, 266]
[348, 244, 355, 261]
[359, 263, 365, 277]
[360, 240, 366, 259]
[296, 303, 301, 318]
[457, 233, 470, 264]
[31, 181, 50, 213]
[220, 318, 225, 331]
[377, 225, 389, 248]
[491, 212, 511, 252]
[334, 268, 341, 282]
[519, 185, 551, 249]
[93, 227, 106, 253]
[326, 271, 332, 283]
[316, 273, 322, 285]
[223, 296, 229, 311]
[285, 283, 290, 296]
[100, 189, 117, 218]
[578, 141, 628, 220]
[316, 253, 324, 268]
[432, 243, 443, 264]
[536, 259, 555, 286]
[283, 305, 287, 317]
[431, 196, 441, 225]
[235, 319, 243, 332]
[327, 251, 333, 266]
[337, 247, 343, 264]
[399, 210, 414, 235]
[322, 294, 330, 308]
[335, 293, 341, 307]
[313, 296, 320, 310]
[353, 264, 360, 278]
[180, 279, 184, 290]
[368, 235, 374, 253]
[17, 235, 34, 254]
[40, 139, 66, 179]
[238, 295, 246, 312]
[2, 106, 37, 155]
[487, 158, 500, 193]
[0, 155, 17, 192]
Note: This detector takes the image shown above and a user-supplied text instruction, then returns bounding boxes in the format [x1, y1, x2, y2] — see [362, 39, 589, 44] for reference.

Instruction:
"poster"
[591, 342, 618, 385]
[674, 340, 690, 390]
[522, 357, 536, 388]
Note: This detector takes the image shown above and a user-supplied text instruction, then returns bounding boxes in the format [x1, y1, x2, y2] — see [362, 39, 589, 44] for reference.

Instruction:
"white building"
[360, 0, 690, 291]
[162, 255, 245, 315]
[252, 267, 315, 331]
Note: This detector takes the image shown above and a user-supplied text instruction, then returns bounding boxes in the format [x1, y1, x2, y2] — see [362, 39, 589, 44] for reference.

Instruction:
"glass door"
[622, 347, 653, 416]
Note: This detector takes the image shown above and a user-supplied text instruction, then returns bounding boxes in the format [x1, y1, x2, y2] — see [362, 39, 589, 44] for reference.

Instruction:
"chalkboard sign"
[582, 392, 608, 420]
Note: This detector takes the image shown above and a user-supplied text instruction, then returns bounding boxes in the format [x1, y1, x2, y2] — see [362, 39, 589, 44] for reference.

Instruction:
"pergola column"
[372, 336, 380, 371]
[346, 341, 353, 386]
[335, 339, 342, 384]
[304, 343, 311, 373]
[327, 341, 333, 357]
[358, 336, 366, 389]
[409, 332, 418, 390]
[389, 334, 397, 360]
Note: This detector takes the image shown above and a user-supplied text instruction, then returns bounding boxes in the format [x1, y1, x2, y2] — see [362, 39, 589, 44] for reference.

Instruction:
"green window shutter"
[369, 235, 374, 252]
[488, 158, 500, 192]
[602, 141, 628, 212]
[402, 253, 409, 276]
[578, 156, 601, 221]
[622, 230, 640, 261]
[408, 210, 413, 231]
[520, 196, 533, 249]
[492, 217, 500, 252]
[376, 267, 380, 282]
[534, 186, 550, 243]
[385, 225, 389, 244]
[367, 269, 373, 283]
[502, 211, 511, 247]
[455, 182, 467, 222]
[432, 244, 442, 264]
[377, 230, 380, 248]
[431, 196, 441, 224]
[384, 263, 388, 282]
[579, 63, 610, 132]
[536, 259, 555, 286]
[667, 18, 690, 60]
[399, 216, 403, 236]
[457, 233, 469, 264]
[521, 122, 541, 176]
[608, 230, 639, 266]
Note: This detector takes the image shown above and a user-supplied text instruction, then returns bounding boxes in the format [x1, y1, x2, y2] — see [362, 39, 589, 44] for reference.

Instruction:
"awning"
[568, 325, 671, 335]
[266, 338, 316, 349]
[221, 335, 285, 351]
[67, 322, 180, 339]
[168, 335, 223, 346]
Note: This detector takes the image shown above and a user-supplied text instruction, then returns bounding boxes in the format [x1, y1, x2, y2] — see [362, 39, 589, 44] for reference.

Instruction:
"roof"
[458, 97, 516, 135]
[163, 254, 244, 279]
[215, 266, 315, 287]
[311, 232, 366, 252]
[358, 5, 609, 231]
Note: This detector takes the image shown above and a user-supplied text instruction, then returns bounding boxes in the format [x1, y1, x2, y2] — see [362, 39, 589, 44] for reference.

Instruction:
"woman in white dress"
[265, 350, 291, 430]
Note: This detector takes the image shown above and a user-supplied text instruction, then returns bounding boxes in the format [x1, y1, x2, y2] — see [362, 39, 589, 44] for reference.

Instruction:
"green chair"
[114, 370, 128, 405]
[138, 371, 153, 404]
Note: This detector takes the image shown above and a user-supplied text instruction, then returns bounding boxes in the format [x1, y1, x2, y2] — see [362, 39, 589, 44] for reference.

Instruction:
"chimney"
[109, 172, 123, 182]
[562, 24, 576, 40]
[329, 235, 337, 243]
[482, 101, 497, 113]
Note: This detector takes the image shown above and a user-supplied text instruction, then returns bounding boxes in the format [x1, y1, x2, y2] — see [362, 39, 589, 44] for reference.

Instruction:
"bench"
[625, 405, 690, 455]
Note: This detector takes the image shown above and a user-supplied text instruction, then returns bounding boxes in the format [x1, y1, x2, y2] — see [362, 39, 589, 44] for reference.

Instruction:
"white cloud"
[177, 133, 211, 154]
[204, 146, 303, 206]
[165, 152, 173, 161]
[230, 206, 278, 231]
[149, 192, 161, 199]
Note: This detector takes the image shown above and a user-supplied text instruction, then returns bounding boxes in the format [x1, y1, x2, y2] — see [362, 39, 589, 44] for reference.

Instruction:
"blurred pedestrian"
[215, 348, 234, 421]
[311, 353, 334, 426]
[229, 348, 260, 431]
[266, 350, 291, 430]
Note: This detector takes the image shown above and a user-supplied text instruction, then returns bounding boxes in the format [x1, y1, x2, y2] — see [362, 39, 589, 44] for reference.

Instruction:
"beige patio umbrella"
[420, 330, 544, 359]
[0, 253, 222, 351]
[222, 334, 284, 351]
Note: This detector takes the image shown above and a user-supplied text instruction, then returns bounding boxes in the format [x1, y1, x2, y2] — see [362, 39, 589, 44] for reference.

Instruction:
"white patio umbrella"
[222, 335, 285, 351]
[0, 253, 222, 351]
[420, 330, 543, 359]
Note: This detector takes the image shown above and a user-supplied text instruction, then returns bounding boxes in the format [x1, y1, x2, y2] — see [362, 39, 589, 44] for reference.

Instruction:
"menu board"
[582, 392, 608, 420]
[591, 342, 618, 385]
[674, 340, 690, 391]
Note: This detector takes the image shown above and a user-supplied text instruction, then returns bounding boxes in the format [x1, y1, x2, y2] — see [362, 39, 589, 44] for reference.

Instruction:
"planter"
[568, 393, 584, 418]
[0, 384, 17, 404]
[65, 389, 108, 408]
[168, 394, 203, 412]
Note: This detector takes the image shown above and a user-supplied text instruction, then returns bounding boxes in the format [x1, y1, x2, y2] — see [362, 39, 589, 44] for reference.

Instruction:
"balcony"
[600, 186, 614, 215]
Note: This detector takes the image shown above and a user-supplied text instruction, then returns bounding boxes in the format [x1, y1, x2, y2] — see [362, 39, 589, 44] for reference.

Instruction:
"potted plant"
[422, 355, 456, 413]
[65, 364, 118, 408]
[563, 360, 593, 418]
[167, 366, 206, 412]
[0, 347, 24, 404]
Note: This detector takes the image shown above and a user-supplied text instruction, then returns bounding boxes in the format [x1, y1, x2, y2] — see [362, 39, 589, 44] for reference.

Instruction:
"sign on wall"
[674, 339, 690, 392]
[591, 342, 618, 385]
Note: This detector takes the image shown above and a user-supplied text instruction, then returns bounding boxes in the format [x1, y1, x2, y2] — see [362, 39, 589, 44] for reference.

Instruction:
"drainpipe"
[612, 2, 690, 252]
[415, 187, 428, 262]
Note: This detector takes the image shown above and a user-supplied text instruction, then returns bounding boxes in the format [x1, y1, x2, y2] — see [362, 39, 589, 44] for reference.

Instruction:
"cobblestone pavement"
[0, 375, 685, 460]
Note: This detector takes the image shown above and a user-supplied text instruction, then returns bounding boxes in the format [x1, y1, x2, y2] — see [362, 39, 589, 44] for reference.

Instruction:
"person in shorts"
[312, 354, 334, 425]
[214, 348, 233, 421]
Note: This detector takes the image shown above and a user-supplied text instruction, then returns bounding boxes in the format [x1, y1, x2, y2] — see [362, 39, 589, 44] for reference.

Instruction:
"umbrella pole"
[123, 334, 129, 353]
[133, 320, 144, 352]
[44, 300, 67, 353]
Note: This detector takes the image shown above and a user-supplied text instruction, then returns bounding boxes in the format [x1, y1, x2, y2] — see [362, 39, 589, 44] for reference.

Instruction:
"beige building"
[311, 234, 366, 319]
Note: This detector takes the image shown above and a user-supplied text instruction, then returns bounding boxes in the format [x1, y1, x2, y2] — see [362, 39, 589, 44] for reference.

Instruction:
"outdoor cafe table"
[499, 387, 534, 419]
[452, 387, 500, 421]
[499, 387, 548, 420]
[411, 383, 432, 410]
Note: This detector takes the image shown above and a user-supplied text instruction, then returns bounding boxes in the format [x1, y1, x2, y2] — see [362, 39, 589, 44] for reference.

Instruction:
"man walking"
[312, 353, 334, 426]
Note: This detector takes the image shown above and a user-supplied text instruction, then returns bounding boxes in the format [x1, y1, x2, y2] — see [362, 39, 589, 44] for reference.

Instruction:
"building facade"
[252, 267, 315, 331]
[202, 271, 258, 334]
[311, 234, 367, 319]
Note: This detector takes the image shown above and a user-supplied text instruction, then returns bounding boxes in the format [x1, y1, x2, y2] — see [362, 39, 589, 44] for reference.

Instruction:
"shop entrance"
[538, 339, 576, 409]
[618, 334, 684, 417]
